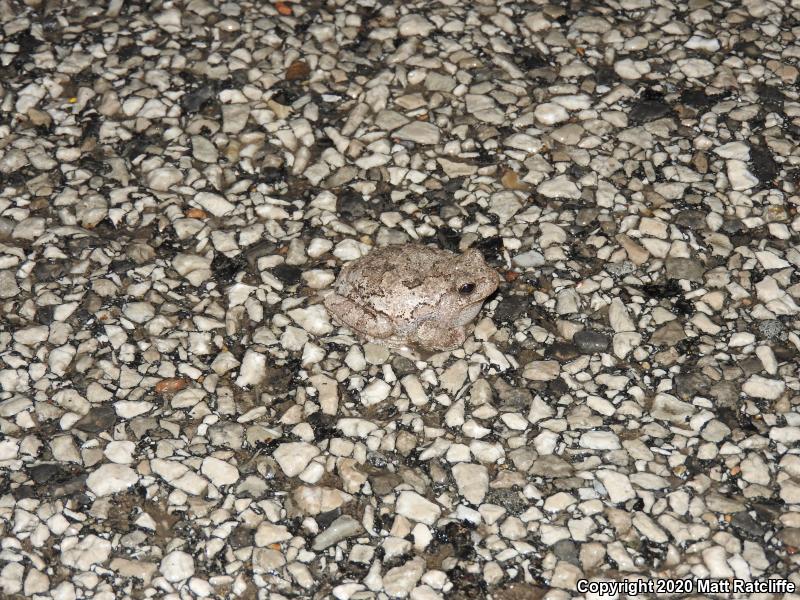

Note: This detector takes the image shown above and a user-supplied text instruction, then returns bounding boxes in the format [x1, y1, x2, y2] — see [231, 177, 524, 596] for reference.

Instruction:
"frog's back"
[336, 244, 453, 322]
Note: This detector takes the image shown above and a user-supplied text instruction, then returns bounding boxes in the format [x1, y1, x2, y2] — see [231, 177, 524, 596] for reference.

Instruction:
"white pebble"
[235, 349, 267, 387]
[396, 491, 441, 525]
[160, 550, 195, 583]
[534, 103, 569, 125]
[614, 58, 650, 79]
[596, 470, 636, 503]
[273, 442, 320, 477]
[195, 191, 236, 217]
[360, 379, 391, 406]
[742, 375, 785, 400]
[398, 14, 434, 37]
[104, 441, 135, 464]
[201, 457, 239, 487]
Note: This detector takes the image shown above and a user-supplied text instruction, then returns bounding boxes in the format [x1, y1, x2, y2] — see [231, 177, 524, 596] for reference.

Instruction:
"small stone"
[75, 195, 108, 228]
[160, 550, 194, 583]
[608, 299, 635, 332]
[534, 103, 569, 125]
[74, 404, 117, 433]
[550, 561, 582, 590]
[273, 442, 320, 477]
[572, 16, 612, 33]
[155, 378, 189, 394]
[596, 470, 636, 503]
[11, 217, 45, 240]
[765, 425, 797, 447]
[398, 15, 434, 37]
[522, 360, 559, 381]
[104, 441, 135, 464]
[651, 394, 694, 423]
[61, 535, 112, 570]
[755, 250, 790, 270]
[437, 157, 477, 177]
[505, 133, 542, 153]
[714, 142, 750, 160]
[361, 379, 391, 405]
[727, 160, 759, 191]
[375, 110, 410, 130]
[550, 123, 584, 144]
[195, 191, 236, 217]
[512, 250, 545, 268]
[201, 456, 239, 487]
[151, 459, 208, 495]
[615, 59, 650, 79]
[685, 35, 720, 52]
[383, 557, 426, 597]
[650, 321, 686, 346]
[23, 569, 49, 596]
[665, 257, 705, 282]
[14, 325, 49, 346]
[222, 104, 250, 133]
[740, 454, 770, 485]
[537, 175, 580, 199]
[573, 330, 609, 353]
[293, 486, 352, 515]
[123, 302, 155, 323]
[145, 167, 182, 191]
[425, 72, 456, 92]
[285, 60, 310, 81]
[452, 463, 489, 505]
[255, 522, 292, 547]
[556, 289, 580, 314]
[393, 121, 441, 145]
[192, 136, 218, 163]
[235, 349, 267, 387]
[0, 563, 23, 595]
[629, 99, 671, 124]
[173, 253, 212, 285]
[0, 271, 20, 299]
[580, 431, 621, 450]
[154, 8, 182, 32]
[86, 464, 139, 496]
[396, 491, 441, 525]
[287, 305, 333, 336]
[742, 375, 785, 400]
[677, 58, 715, 78]
[312, 515, 364, 550]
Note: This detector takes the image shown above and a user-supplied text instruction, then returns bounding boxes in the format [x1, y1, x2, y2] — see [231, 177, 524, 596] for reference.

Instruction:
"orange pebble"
[286, 60, 310, 81]
[186, 208, 208, 219]
[275, 2, 292, 16]
[155, 378, 188, 394]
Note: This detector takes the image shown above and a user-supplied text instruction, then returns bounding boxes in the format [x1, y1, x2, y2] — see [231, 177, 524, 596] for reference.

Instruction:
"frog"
[323, 243, 500, 351]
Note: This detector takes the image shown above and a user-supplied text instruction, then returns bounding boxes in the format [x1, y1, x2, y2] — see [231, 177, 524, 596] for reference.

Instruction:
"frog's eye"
[459, 282, 476, 295]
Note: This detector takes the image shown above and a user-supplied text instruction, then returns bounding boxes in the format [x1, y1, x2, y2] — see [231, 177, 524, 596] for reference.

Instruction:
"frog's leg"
[323, 293, 395, 339]
[414, 320, 466, 351]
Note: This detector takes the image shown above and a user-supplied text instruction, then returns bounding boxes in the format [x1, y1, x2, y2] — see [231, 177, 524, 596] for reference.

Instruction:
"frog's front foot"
[415, 320, 466, 351]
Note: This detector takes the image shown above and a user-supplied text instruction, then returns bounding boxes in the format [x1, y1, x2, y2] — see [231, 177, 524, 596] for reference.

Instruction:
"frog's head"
[441, 248, 501, 326]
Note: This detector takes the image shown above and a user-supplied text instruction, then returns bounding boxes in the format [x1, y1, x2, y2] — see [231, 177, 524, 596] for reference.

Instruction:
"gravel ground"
[1, 0, 800, 598]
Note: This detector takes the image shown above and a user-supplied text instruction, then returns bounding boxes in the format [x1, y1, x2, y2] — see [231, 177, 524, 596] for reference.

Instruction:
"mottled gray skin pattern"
[324, 244, 500, 351]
